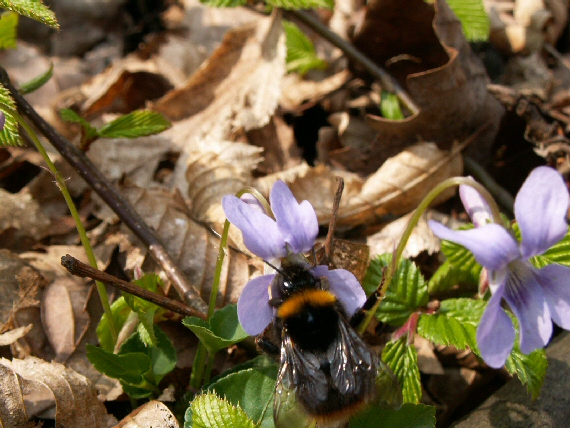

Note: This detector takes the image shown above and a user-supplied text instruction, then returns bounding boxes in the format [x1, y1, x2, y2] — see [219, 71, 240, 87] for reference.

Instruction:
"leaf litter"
[2, 0, 570, 425]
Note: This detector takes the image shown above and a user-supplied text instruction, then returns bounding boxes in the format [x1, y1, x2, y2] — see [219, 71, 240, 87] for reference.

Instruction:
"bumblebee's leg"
[256, 323, 282, 355]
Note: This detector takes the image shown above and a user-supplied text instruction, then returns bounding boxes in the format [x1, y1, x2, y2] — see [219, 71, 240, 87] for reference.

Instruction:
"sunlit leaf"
[0, 11, 18, 49]
[506, 347, 547, 400]
[190, 392, 257, 428]
[266, 0, 334, 9]
[382, 335, 422, 404]
[0, 0, 58, 29]
[0, 83, 21, 146]
[446, 0, 489, 42]
[283, 20, 327, 76]
[97, 110, 172, 139]
[380, 91, 404, 120]
[18, 63, 53, 95]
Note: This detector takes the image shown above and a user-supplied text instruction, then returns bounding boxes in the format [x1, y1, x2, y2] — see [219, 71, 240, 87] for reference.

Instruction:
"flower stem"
[3, 105, 119, 346]
[358, 176, 502, 333]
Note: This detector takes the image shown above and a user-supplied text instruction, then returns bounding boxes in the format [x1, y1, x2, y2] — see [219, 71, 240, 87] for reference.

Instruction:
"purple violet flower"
[429, 167, 570, 368]
[222, 180, 366, 336]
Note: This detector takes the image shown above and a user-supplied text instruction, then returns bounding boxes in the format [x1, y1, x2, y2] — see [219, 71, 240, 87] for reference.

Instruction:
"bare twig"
[61, 255, 206, 319]
[323, 177, 344, 265]
[282, 10, 419, 116]
[0, 66, 208, 314]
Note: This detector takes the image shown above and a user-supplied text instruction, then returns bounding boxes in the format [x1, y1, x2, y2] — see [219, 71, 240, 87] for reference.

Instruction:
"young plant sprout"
[429, 167, 570, 368]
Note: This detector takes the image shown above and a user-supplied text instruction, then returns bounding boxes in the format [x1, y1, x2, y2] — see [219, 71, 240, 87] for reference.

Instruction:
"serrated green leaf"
[428, 259, 479, 294]
[0, 11, 18, 49]
[440, 225, 483, 280]
[183, 305, 248, 355]
[206, 359, 277, 428]
[18, 63, 53, 95]
[380, 91, 404, 120]
[86, 344, 150, 385]
[97, 110, 171, 139]
[266, 0, 333, 10]
[363, 254, 429, 326]
[59, 108, 98, 141]
[191, 392, 257, 428]
[0, 0, 58, 29]
[283, 20, 327, 76]
[506, 347, 547, 400]
[351, 403, 436, 428]
[0, 83, 21, 146]
[530, 226, 570, 268]
[382, 336, 422, 404]
[119, 325, 177, 384]
[446, 0, 489, 42]
[198, 0, 246, 7]
[417, 298, 486, 352]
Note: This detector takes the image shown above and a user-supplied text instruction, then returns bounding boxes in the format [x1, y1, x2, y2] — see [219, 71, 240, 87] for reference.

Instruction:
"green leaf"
[97, 110, 171, 139]
[440, 225, 483, 276]
[183, 305, 248, 355]
[119, 325, 176, 384]
[18, 63, 53, 95]
[190, 392, 257, 428]
[96, 297, 133, 352]
[446, 0, 489, 42]
[351, 403, 436, 428]
[506, 347, 547, 400]
[283, 20, 327, 76]
[86, 344, 150, 385]
[0, 11, 18, 49]
[363, 255, 429, 326]
[59, 108, 98, 141]
[266, 0, 334, 10]
[417, 298, 486, 352]
[427, 259, 479, 294]
[530, 226, 570, 268]
[380, 91, 404, 120]
[0, 83, 21, 146]
[206, 357, 278, 428]
[0, 0, 58, 29]
[123, 273, 163, 346]
[382, 336, 422, 404]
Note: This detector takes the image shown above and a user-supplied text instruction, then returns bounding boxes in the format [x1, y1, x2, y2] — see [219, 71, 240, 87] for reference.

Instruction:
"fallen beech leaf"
[0, 363, 35, 427]
[350, 0, 503, 171]
[279, 70, 351, 111]
[42, 281, 75, 362]
[0, 188, 51, 240]
[114, 400, 179, 428]
[0, 357, 115, 427]
[115, 185, 249, 307]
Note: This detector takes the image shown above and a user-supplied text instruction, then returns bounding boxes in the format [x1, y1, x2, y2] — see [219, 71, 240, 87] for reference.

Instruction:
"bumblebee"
[257, 261, 402, 428]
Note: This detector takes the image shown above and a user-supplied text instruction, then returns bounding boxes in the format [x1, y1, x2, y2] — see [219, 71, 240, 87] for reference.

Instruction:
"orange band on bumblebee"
[277, 289, 337, 319]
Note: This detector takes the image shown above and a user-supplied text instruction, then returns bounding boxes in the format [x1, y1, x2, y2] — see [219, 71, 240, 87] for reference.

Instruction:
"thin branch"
[282, 10, 419, 116]
[323, 176, 344, 265]
[0, 66, 208, 314]
[61, 255, 206, 319]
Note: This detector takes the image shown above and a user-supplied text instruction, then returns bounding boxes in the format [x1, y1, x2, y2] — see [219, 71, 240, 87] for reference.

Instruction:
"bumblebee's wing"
[274, 334, 323, 428]
[330, 318, 402, 410]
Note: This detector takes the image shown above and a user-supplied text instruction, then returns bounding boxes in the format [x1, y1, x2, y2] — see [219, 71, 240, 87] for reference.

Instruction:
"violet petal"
[270, 181, 318, 254]
[515, 167, 569, 259]
[476, 283, 515, 368]
[459, 184, 492, 228]
[429, 221, 519, 271]
[237, 274, 276, 336]
[223, 195, 287, 260]
[537, 264, 570, 330]
[503, 261, 552, 354]
[319, 267, 366, 316]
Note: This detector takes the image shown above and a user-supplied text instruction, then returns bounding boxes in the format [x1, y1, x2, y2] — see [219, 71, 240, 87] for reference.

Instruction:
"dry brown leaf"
[415, 336, 445, 375]
[350, 0, 503, 171]
[114, 400, 179, 428]
[367, 210, 464, 259]
[0, 357, 116, 428]
[113, 185, 249, 307]
[0, 324, 33, 346]
[0, 188, 52, 240]
[279, 70, 351, 111]
[0, 363, 38, 428]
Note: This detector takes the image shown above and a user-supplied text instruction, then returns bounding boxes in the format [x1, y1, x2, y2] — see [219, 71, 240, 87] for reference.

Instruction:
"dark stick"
[61, 255, 206, 320]
[282, 10, 419, 116]
[323, 177, 344, 265]
[0, 67, 208, 314]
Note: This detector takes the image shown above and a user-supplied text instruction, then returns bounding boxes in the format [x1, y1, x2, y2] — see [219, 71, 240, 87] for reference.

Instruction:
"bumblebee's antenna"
[263, 260, 293, 281]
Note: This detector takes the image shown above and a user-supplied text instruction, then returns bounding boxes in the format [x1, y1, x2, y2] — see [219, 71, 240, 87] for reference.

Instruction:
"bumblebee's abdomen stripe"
[277, 289, 337, 319]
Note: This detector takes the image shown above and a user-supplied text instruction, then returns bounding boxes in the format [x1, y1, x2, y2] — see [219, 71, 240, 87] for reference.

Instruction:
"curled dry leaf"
[350, 0, 503, 170]
[255, 142, 462, 228]
[114, 185, 249, 307]
[0, 357, 116, 428]
[114, 400, 179, 428]
[0, 324, 33, 346]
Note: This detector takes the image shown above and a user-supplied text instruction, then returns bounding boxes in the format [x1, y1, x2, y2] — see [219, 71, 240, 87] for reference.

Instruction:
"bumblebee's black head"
[276, 262, 319, 297]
